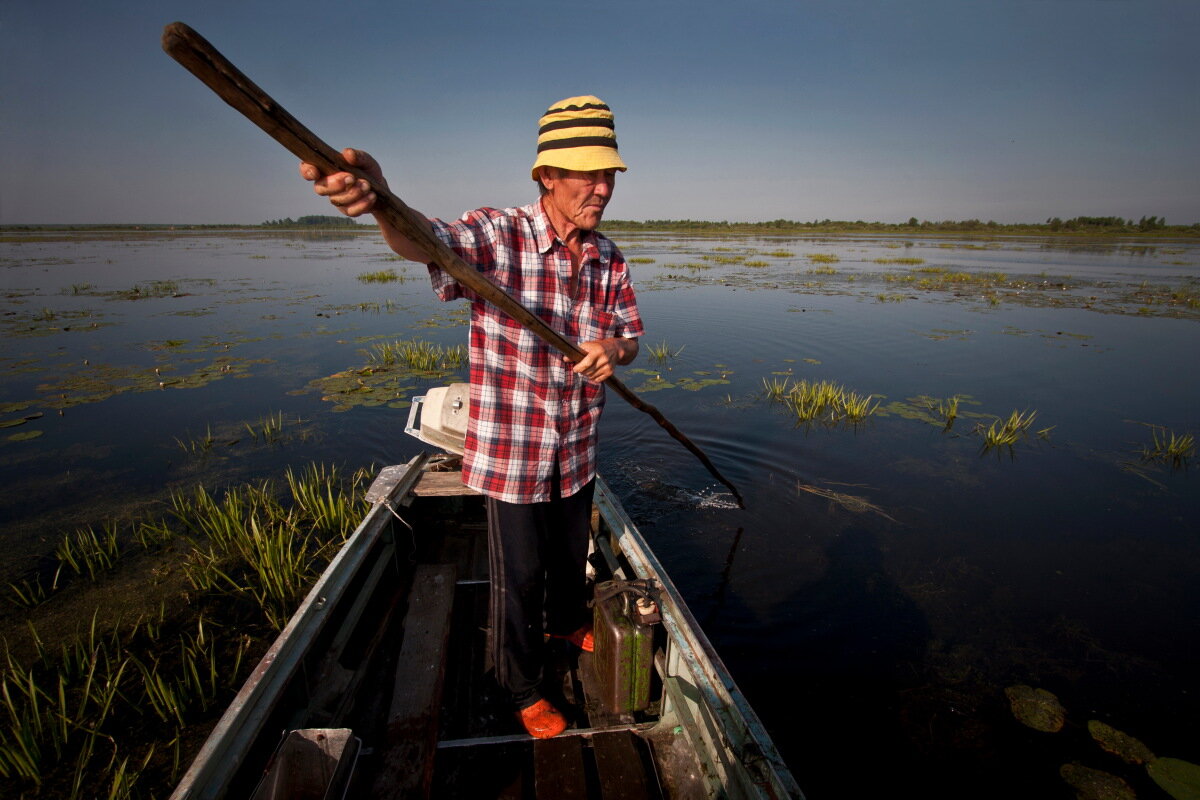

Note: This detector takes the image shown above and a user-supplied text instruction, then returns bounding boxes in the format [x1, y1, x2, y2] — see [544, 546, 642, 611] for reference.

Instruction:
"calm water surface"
[2, 229, 1198, 797]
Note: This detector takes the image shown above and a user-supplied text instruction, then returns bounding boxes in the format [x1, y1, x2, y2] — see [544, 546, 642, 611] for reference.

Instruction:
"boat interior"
[239, 455, 713, 799]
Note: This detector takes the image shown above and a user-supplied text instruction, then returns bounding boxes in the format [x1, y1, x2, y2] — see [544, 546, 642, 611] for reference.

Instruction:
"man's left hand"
[568, 338, 638, 383]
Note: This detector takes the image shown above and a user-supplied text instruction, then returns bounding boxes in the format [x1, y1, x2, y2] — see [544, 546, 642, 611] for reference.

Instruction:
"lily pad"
[1005, 685, 1066, 732]
[1059, 763, 1135, 800]
[1088, 720, 1155, 764]
[1148, 758, 1200, 800]
[0, 412, 43, 428]
[7, 430, 43, 442]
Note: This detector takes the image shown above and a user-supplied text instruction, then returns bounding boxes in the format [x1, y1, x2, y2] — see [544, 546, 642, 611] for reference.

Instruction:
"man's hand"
[568, 338, 639, 383]
[300, 148, 386, 217]
[299, 148, 432, 263]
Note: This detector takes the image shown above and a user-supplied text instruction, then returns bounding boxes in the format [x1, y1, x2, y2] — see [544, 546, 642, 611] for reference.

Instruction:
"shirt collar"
[530, 199, 603, 262]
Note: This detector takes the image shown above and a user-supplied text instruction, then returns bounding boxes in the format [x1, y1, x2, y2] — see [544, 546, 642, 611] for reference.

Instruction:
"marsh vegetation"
[1, 227, 1196, 798]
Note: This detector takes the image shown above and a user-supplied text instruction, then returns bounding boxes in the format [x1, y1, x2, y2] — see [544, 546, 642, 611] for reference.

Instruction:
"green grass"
[119, 280, 180, 299]
[368, 338, 466, 371]
[356, 268, 404, 283]
[174, 425, 216, 455]
[977, 409, 1040, 450]
[874, 257, 926, 265]
[1141, 426, 1195, 467]
[922, 395, 962, 431]
[0, 462, 374, 798]
[763, 377, 879, 424]
[244, 411, 286, 444]
[647, 340, 685, 362]
[55, 522, 121, 582]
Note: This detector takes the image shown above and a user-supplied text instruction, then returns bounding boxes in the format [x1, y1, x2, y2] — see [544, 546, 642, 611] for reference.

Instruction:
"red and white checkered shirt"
[428, 200, 644, 504]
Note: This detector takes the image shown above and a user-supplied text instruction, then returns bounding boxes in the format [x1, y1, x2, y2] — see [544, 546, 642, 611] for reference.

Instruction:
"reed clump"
[976, 409, 1043, 451]
[763, 377, 879, 424]
[356, 268, 402, 283]
[1, 463, 370, 798]
[647, 340, 685, 362]
[874, 257, 926, 265]
[368, 339, 466, 371]
[1140, 426, 1194, 468]
[244, 411, 286, 443]
[174, 464, 369, 630]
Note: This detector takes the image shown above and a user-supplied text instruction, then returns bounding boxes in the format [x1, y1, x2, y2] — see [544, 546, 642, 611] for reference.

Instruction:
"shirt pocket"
[578, 309, 617, 343]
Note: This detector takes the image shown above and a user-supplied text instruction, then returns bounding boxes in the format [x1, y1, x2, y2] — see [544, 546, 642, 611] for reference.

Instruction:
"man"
[301, 96, 643, 738]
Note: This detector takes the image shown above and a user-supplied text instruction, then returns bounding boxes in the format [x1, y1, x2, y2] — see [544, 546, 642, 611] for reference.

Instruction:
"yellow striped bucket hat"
[531, 95, 627, 180]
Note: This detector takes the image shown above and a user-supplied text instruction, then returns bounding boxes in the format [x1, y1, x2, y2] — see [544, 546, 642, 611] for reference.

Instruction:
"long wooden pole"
[161, 22, 744, 508]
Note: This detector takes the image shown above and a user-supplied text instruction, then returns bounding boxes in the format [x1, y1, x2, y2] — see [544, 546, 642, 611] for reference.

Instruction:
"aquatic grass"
[761, 376, 792, 401]
[286, 462, 370, 539]
[703, 254, 745, 265]
[874, 257, 926, 265]
[762, 249, 795, 258]
[977, 409, 1039, 450]
[0, 603, 253, 796]
[628, 257, 656, 264]
[55, 522, 121, 581]
[5, 568, 62, 609]
[174, 425, 216, 455]
[1141, 426, 1195, 468]
[647, 340, 686, 362]
[841, 390, 881, 422]
[356, 268, 401, 283]
[118, 280, 179, 299]
[173, 464, 366, 629]
[806, 253, 840, 264]
[244, 411, 286, 444]
[368, 338, 466, 371]
[2, 465, 369, 791]
[765, 377, 879, 424]
[744, 260, 769, 267]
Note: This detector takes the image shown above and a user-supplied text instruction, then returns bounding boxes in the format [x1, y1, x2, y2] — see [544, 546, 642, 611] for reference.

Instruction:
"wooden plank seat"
[369, 563, 457, 798]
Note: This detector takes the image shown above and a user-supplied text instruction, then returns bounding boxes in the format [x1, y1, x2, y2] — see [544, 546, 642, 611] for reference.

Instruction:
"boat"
[169, 385, 803, 799]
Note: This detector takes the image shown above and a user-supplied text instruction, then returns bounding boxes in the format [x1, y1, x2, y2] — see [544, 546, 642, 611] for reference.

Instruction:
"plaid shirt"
[428, 201, 644, 503]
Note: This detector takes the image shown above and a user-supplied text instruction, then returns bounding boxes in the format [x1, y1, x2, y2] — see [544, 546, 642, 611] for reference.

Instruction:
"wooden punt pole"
[161, 22, 743, 507]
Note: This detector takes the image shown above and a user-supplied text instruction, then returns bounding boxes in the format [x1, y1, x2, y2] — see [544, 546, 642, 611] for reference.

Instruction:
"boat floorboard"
[389, 491, 668, 798]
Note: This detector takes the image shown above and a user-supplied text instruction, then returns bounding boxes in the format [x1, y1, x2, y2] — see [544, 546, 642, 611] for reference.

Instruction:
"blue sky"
[2, 0, 1197, 225]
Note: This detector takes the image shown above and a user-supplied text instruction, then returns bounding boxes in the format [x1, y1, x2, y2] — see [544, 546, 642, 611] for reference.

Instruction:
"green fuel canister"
[591, 579, 660, 715]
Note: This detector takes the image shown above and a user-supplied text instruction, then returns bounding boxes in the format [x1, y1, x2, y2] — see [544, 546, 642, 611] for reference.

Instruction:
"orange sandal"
[548, 624, 594, 653]
[516, 698, 567, 739]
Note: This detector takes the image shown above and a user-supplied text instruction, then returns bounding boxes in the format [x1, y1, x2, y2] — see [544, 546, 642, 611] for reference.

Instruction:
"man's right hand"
[300, 148, 386, 218]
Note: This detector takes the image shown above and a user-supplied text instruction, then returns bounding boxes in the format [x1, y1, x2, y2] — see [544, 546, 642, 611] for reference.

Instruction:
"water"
[2, 229, 1198, 797]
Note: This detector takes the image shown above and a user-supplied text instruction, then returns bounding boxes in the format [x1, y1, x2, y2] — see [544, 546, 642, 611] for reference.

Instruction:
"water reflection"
[2, 229, 1198, 797]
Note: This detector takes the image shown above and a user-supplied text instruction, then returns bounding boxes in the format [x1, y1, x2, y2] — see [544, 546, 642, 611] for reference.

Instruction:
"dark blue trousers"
[485, 476, 594, 708]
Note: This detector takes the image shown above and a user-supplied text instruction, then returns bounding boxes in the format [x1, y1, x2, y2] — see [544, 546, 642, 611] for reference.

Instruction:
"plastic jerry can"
[591, 580, 656, 715]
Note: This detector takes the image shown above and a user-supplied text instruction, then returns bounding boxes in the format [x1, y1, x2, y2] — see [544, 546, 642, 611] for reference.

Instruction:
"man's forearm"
[609, 337, 639, 366]
[372, 209, 436, 264]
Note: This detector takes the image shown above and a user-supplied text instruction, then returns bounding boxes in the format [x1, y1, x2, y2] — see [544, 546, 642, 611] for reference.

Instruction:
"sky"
[2, 0, 1197, 226]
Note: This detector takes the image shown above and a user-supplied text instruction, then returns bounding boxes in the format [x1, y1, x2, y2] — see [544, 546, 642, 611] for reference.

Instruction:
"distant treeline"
[260, 215, 361, 228]
[4, 215, 1195, 236]
[600, 215, 1200, 235]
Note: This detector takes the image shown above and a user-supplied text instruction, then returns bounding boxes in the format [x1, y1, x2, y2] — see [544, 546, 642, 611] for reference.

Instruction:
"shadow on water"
[709, 522, 937, 797]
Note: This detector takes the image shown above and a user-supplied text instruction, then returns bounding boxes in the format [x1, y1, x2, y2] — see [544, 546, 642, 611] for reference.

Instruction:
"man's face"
[540, 168, 617, 233]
